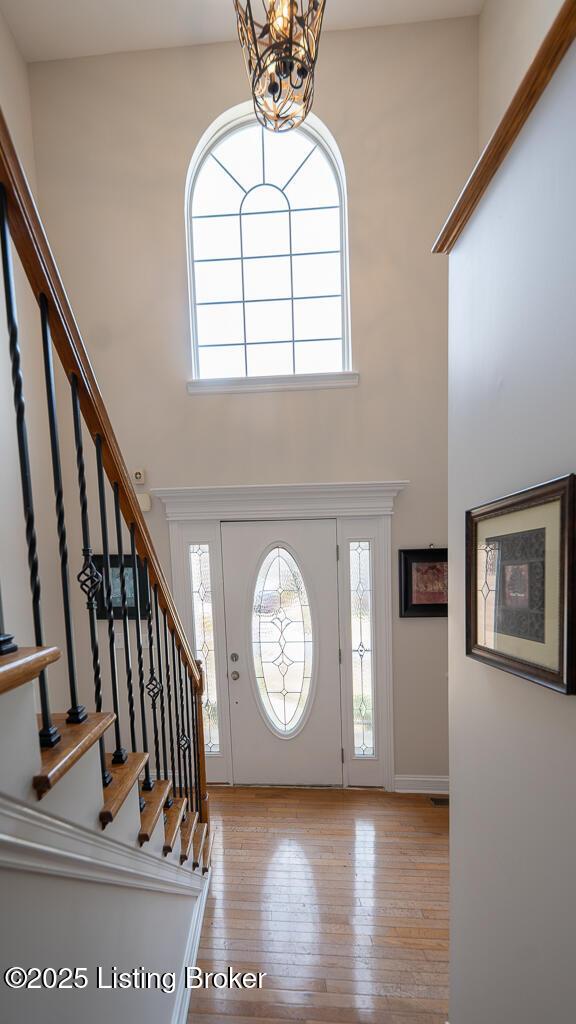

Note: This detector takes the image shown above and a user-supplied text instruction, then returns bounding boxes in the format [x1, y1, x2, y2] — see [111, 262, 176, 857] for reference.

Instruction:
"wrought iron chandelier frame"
[234, 1, 327, 131]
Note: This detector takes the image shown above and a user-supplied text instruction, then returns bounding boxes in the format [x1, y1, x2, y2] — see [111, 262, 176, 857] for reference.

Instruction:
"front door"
[221, 519, 343, 786]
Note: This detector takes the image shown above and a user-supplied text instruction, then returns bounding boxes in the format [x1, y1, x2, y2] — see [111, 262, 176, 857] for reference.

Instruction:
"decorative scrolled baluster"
[130, 526, 153, 793]
[144, 559, 162, 781]
[176, 648, 191, 806]
[70, 374, 111, 786]
[183, 655, 196, 813]
[0, 184, 59, 747]
[153, 585, 171, 806]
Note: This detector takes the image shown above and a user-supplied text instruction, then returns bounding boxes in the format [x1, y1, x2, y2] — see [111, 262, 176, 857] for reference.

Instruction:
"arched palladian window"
[186, 103, 354, 392]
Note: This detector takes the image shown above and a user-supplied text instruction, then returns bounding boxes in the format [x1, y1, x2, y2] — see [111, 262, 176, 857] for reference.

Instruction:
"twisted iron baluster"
[130, 526, 153, 792]
[0, 185, 59, 747]
[95, 435, 126, 764]
[163, 611, 177, 802]
[70, 375, 111, 785]
[171, 632, 184, 799]
[144, 559, 162, 780]
[40, 295, 87, 725]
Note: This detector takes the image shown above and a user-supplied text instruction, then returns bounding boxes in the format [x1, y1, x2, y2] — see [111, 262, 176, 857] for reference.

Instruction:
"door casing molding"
[153, 481, 406, 521]
[155, 482, 407, 791]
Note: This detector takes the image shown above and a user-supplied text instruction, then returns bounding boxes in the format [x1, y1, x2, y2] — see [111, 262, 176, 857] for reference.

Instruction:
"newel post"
[195, 659, 210, 826]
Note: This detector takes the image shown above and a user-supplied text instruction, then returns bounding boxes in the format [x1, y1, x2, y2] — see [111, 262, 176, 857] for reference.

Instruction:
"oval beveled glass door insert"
[252, 547, 313, 735]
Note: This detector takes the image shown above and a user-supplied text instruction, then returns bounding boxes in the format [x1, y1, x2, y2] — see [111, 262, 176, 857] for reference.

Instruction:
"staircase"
[0, 106, 212, 1024]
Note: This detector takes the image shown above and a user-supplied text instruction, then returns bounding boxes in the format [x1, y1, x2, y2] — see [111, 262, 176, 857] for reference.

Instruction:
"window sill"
[186, 371, 359, 395]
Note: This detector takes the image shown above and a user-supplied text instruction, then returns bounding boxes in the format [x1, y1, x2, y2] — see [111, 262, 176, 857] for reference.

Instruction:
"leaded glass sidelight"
[189, 544, 219, 752]
[350, 541, 375, 757]
[252, 547, 313, 734]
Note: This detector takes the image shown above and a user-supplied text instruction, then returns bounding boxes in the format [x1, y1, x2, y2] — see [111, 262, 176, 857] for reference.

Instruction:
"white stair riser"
[0, 681, 42, 802]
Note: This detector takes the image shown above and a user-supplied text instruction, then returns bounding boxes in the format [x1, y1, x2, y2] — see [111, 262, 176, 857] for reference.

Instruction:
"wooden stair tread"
[202, 828, 215, 875]
[180, 811, 199, 864]
[0, 646, 60, 696]
[192, 822, 208, 870]
[33, 712, 115, 799]
[100, 752, 148, 828]
[138, 779, 172, 845]
[163, 797, 187, 855]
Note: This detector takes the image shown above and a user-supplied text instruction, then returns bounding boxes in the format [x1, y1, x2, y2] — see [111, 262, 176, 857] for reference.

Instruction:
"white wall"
[0, 867, 198, 1023]
[478, 0, 564, 148]
[448, 40, 576, 1024]
[26, 18, 478, 781]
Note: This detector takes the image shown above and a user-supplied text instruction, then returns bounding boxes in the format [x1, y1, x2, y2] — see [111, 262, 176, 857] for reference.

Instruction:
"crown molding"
[153, 481, 407, 521]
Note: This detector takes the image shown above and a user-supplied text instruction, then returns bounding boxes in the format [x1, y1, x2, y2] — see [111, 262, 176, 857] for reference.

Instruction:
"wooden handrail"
[433, 0, 576, 253]
[0, 107, 200, 688]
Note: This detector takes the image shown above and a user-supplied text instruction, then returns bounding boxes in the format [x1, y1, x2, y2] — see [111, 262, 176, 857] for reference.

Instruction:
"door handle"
[231, 670, 240, 681]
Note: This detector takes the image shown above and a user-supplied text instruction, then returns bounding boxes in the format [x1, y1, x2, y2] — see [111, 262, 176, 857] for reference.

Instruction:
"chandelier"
[234, 1, 326, 132]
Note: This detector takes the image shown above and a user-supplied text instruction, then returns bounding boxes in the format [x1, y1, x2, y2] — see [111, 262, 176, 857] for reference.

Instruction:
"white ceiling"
[0, 0, 483, 63]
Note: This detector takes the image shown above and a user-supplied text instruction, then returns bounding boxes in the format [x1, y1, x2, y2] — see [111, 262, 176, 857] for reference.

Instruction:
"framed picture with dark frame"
[93, 555, 149, 621]
[466, 475, 576, 694]
[399, 548, 448, 618]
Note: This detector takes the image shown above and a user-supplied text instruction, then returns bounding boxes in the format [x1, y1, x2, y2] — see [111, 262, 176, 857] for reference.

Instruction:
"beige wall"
[448, 41, 576, 1023]
[478, 0, 564, 147]
[0, 11, 65, 673]
[26, 18, 478, 779]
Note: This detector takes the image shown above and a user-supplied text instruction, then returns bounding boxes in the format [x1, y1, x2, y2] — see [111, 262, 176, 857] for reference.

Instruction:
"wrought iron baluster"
[183, 657, 196, 813]
[190, 667, 202, 815]
[113, 483, 136, 753]
[162, 611, 177, 801]
[0, 185, 60, 747]
[40, 295, 87, 726]
[95, 435, 126, 764]
[171, 632, 184, 799]
[130, 525, 153, 792]
[0, 581, 17, 655]
[144, 559, 162, 781]
[70, 375, 111, 785]
[153, 585, 171, 804]
[177, 648, 191, 805]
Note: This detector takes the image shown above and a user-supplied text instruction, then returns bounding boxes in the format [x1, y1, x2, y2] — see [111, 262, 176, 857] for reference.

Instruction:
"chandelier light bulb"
[234, 0, 326, 132]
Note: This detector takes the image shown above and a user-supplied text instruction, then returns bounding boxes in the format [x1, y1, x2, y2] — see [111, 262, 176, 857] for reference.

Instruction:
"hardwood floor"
[189, 786, 449, 1023]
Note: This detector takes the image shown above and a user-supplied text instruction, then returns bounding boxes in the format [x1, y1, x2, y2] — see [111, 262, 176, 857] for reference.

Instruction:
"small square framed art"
[399, 548, 448, 618]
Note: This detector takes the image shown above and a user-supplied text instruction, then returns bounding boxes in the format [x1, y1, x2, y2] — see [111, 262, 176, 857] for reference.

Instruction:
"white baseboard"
[395, 775, 449, 794]
[172, 866, 211, 1024]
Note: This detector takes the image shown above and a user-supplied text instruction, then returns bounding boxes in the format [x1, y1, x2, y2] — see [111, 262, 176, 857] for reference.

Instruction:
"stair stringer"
[0, 790, 209, 1024]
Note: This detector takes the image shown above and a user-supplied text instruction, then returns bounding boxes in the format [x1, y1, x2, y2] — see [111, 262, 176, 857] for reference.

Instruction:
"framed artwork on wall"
[399, 548, 448, 618]
[466, 475, 576, 694]
[93, 555, 149, 620]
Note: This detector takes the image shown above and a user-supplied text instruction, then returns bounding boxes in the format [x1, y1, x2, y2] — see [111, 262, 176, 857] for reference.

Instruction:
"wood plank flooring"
[189, 786, 449, 1024]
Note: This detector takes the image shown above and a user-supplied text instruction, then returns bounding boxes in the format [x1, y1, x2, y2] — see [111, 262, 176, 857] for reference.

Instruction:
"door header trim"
[153, 481, 407, 521]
